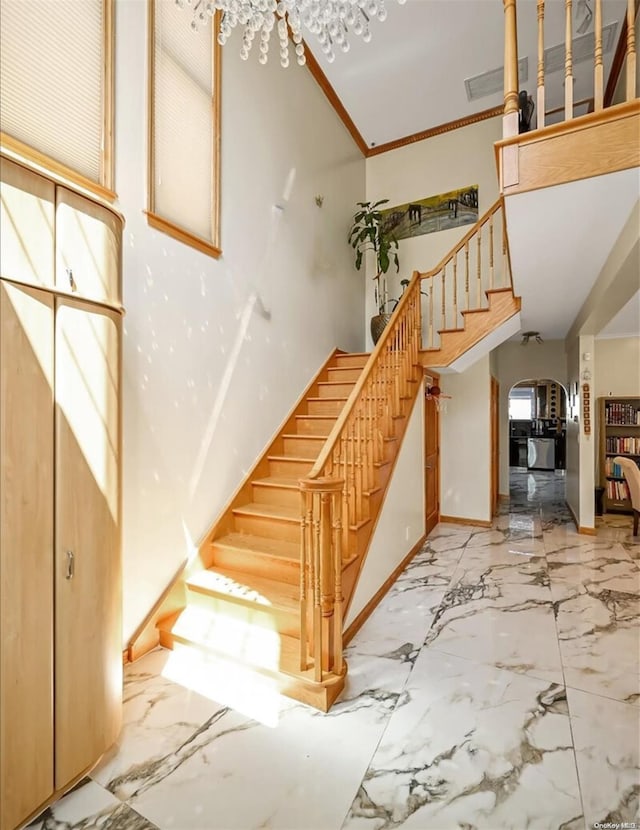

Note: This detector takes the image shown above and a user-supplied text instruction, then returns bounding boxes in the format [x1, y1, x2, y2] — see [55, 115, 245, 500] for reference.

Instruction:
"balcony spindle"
[452, 254, 458, 324]
[489, 217, 495, 289]
[464, 241, 470, 310]
[428, 279, 434, 348]
[476, 229, 482, 308]
[441, 269, 446, 331]
[627, 0, 637, 100]
[594, 0, 604, 110]
[565, 0, 574, 120]
[537, 0, 545, 128]
[503, 0, 520, 137]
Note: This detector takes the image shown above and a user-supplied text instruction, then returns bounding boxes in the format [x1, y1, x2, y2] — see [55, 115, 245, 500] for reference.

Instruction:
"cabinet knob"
[65, 550, 75, 580]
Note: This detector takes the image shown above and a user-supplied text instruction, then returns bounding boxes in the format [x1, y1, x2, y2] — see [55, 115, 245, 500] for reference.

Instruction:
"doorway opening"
[508, 378, 567, 507]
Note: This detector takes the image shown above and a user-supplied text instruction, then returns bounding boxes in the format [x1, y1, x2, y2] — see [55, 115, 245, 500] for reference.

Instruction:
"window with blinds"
[0, 0, 113, 195]
[148, 0, 221, 257]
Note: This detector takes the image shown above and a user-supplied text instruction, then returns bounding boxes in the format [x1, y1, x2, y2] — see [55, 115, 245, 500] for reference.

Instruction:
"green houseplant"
[348, 199, 400, 344]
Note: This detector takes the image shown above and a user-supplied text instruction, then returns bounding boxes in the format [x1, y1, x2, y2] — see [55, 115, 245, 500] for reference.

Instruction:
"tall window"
[147, 0, 221, 258]
[0, 0, 114, 198]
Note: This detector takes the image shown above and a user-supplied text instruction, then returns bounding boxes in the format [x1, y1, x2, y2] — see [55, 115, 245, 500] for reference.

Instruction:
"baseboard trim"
[343, 533, 426, 647]
[439, 515, 493, 528]
[498, 493, 510, 501]
[564, 500, 596, 535]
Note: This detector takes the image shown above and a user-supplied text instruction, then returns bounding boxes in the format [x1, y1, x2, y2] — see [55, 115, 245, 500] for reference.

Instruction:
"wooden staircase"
[157, 351, 376, 711]
[134, 197, 520, 712]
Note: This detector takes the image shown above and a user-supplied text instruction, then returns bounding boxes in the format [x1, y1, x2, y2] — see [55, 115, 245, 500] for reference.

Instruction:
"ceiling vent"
[544, 21, 618, 74]
[465, 58, 528, 102]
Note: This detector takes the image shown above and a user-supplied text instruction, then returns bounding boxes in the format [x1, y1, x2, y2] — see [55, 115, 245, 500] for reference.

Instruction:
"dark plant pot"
[370, 313, 392, 345]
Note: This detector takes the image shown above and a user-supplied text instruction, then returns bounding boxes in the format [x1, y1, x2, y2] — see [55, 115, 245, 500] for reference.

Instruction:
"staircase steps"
[210, 532, 300, 585]
[252, 475, 300, 508]
[306, 396, 349, 415]
[232, 501, 301, 541]
[295, 415, 338, 435]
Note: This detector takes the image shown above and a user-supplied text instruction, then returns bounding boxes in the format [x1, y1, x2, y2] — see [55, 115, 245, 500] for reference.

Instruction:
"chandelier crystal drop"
[177, 0, 406, 68]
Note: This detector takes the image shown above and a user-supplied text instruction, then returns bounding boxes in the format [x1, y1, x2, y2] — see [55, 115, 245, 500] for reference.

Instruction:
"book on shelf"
[606, 479, 630, 501]
[604, 401, 640, 425]
[605, 436, 640, 454]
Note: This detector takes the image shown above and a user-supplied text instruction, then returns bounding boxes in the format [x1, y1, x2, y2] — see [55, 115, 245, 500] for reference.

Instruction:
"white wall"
[595, 337, 640, 398]
[440, 355, 492, 522]
[492, 340, 568, 494]
[345, 393, 425, 627]
[115, 0, 366, 642]
[364, 117, 503, 347]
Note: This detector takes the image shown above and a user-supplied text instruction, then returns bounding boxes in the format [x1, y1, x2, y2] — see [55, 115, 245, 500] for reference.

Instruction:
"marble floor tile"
[25, 779, 158, 830]
[342, 649, 583, 830]
[567, 687, 640, 827]
[31, 470, 639, 830]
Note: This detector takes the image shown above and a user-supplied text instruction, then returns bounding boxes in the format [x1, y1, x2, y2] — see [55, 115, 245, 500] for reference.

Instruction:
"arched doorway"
[508, 378, 568, 505]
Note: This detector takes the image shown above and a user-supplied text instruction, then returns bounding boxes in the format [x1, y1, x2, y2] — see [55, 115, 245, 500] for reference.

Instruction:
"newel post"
[299, 476, 345, 680]
[503, 0, 520, 138]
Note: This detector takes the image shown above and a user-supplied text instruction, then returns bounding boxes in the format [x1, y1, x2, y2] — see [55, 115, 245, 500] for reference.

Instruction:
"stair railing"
[503, 0, 637, 137]
[298, 274, 423, 678]
[418, 197, 514, 350]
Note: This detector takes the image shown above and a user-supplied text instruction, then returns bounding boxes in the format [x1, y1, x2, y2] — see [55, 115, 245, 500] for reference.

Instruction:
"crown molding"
[366, 105, 504, 157]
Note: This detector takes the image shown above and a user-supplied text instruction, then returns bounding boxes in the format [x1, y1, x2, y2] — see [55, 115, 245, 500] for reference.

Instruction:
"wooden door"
[424, 374, 440, 536]
[0, 281, 55, 830]
[0, 157, 55, 287]
[55, 187, 121, 304]
[54, 298, 122, 787]
[491, 376, 500, 517]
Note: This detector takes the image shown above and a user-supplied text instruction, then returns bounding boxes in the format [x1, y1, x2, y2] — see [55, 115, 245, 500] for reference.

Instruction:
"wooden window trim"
[0, 0, 115, 202]
[147, 2, 222, 258]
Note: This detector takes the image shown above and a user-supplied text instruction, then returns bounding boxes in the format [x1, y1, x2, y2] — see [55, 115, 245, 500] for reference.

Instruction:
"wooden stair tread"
[252, 475, 302, 490]
[295, 414, 337, 420]
[281, 433, 328, 440]
[232, 502, 300, 522]
[306, 396, 348, 402]
[187, 567, 300, 611]
[461, 307, 488, 315]
[212, 531, 299, 560]
[485, 287, 513, 295]
[267, 454, 316, 463]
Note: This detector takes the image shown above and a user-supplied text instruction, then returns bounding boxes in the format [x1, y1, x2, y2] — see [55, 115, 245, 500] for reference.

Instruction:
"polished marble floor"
[27, 470, 639, 830]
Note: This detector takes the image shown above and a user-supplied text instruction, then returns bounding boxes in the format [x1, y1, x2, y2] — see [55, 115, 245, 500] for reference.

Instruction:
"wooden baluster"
[332, 485, 344, 674]
[537, 0, 545, 128]
[476, 229, 482, 308]
[502, 215, 508, 288]
[503, 0, 520, 138]
[489, 216, 495, 290]
[299, 488, 311, 670]
[464, 241, 470, 310]
[627, 0, 637, 101]
[428, 278, 434, 348]
[355, 407, 363, 522]
[452, 254, 458, 327]
[313, 490, 322, 681]
[440, 268, 446, 332]
[393, 327, 401, 417]
[594, 0, 603, 110]
[565, 0, 574, 120]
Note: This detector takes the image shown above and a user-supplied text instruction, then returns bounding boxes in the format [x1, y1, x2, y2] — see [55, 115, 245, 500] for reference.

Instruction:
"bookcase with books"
[599, 397, 640, 514]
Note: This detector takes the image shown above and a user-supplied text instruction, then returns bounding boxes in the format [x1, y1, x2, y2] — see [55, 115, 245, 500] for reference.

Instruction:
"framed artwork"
[380, 185, 479, 241]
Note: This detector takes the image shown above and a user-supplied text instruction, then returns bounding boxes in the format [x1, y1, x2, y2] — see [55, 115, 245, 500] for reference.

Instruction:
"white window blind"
[151, 0, 216, 246]
[0, 0, 107, 186]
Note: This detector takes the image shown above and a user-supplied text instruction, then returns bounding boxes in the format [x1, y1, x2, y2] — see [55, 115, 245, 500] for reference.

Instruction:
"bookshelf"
[599, 396, 640, 514]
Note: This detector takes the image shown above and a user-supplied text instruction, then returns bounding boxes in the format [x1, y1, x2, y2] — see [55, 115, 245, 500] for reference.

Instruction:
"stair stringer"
[419, 287, 521, 369]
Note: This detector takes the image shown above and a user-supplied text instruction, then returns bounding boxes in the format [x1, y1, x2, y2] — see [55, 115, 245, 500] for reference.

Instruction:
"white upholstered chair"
[614, 456, 640, 537]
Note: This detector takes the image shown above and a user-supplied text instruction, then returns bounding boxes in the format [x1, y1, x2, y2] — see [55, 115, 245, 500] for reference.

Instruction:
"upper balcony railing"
[502, 0, 637, 138]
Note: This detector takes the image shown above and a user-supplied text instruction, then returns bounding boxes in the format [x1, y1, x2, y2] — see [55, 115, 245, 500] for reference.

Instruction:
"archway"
[508, 378, 568, 506]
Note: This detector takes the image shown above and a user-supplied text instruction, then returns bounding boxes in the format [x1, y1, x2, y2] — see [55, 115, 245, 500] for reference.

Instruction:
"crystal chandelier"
[179, 0, 405, 68]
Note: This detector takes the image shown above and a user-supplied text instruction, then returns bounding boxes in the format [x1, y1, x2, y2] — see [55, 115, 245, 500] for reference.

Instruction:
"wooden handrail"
[306, 269, 421, 480]
[417, 197, 503, 280]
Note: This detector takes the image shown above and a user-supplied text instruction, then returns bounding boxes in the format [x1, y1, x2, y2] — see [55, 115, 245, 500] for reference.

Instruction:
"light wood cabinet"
[0, 159, 123, 830]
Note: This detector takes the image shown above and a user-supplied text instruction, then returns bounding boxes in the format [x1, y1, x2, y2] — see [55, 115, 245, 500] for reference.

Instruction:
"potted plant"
[348, 199, 400, 344]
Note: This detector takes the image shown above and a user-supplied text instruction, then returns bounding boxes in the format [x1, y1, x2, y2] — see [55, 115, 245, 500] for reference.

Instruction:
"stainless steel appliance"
[527, 437, 555, 470]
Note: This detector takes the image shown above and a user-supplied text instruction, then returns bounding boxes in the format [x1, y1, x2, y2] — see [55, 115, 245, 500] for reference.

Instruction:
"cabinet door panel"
[0, 158, 55, 286]
[54, 300, 121, 788]
[0, 281, 54, 830]
[55, 187, 121, 304]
